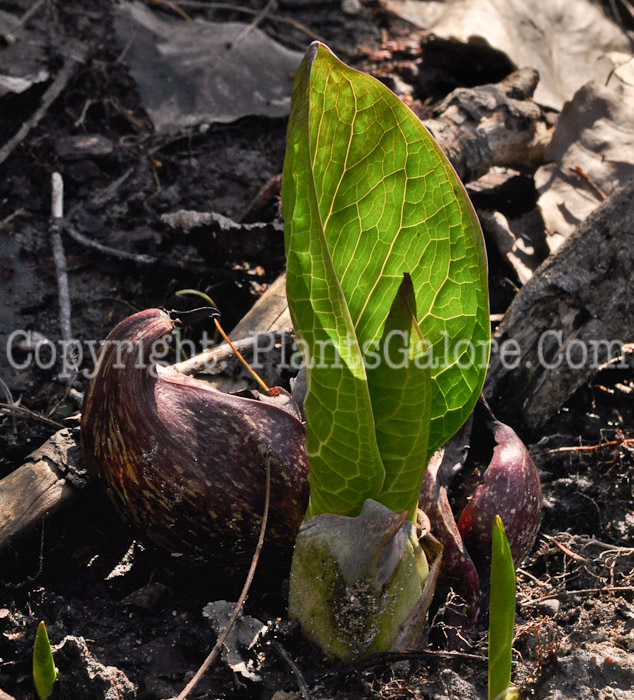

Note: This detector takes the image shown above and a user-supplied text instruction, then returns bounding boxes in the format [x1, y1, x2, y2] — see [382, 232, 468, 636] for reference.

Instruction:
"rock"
[55, 636, 136, 700]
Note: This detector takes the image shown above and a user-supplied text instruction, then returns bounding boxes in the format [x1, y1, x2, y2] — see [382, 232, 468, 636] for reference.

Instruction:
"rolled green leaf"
[282, 42, 488, 519]
[33, 621, 57, 700]
[488, 516, 516, 700]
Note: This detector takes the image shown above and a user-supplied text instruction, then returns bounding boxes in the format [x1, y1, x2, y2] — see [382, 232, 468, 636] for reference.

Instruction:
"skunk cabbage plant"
[80, 40, 541, 669]
[283, 42, 489, 661]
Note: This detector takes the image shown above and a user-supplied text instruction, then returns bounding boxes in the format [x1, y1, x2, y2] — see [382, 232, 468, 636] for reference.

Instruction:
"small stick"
[541, 534, 588, 563]
[152, 0, 330, 45]
[571, 166, 608, 201]
[0, 403, 64, 430]
[232, 0, 276, 45]
[50, 174, 73, 355]
[172, 455, 271, 700]
[350, 649, 489, 670]
[521, 586, 634, 608]
[270, 640, 314, 700]
[541, 438, 634, 454]
[0, 0, 46, 43]
[63, 223, 156, 265]
[212, 318, 275, 396]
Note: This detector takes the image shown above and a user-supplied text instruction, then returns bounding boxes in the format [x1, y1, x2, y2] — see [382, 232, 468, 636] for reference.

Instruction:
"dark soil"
[1, 1, 633, 699]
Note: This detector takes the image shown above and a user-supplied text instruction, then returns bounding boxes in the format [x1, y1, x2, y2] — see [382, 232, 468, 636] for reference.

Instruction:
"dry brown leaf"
[114, 2, 302, 132]
[535, 78, 634, 251]
[383, 0, 632, 110]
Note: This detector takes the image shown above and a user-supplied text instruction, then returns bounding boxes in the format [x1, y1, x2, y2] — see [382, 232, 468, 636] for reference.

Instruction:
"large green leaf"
[283, 43, 488, 517]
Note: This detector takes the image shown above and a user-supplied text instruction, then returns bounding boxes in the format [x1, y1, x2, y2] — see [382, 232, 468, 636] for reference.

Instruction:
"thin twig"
[0, 403, 65, 429]
[520, 586, 634, 608]
[542, 534, 589, 563]
[0, 377, 18, 435]
[232, 0, 276, 46]
[0, 0, 47, 43]
[0, 47, 85, 166]
[607, 0, 623, 26]
[63, 220, 211, 273]
[0, 208, 25, 231]
[212, 318, 274, 395]
[541, 438, 634, 454]
[350, 649, 489, 670]
[579, 538, 634, 554]
[571, 166, 608, 201]
[270, 640, 314, 700]
[172, 455, 271, 700]
[151, 0, 329, 44]
[63, 223, 156, 265]
[50, 173, 73, 347]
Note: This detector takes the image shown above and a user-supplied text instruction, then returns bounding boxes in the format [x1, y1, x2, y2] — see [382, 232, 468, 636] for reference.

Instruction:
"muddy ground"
[0, 1, 633, 699]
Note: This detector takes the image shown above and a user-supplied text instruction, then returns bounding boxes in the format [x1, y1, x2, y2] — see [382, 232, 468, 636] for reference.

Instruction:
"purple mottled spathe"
[457, 410, 541, 579]
[81, 309, 309, 566]
[420, 399, 541, 627]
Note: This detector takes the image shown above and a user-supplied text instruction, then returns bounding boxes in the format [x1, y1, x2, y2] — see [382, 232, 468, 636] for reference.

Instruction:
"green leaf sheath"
[33, 621, 57, 700]
[367, 274, 431, 517]
[488, 516, 516, 700]
[283, 43, 488, 517]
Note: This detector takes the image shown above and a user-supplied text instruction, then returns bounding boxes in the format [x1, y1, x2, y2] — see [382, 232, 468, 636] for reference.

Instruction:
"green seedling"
[283, 42, 489, 661]
[33, 621, 57, 700]
[489, 515, 526, 700]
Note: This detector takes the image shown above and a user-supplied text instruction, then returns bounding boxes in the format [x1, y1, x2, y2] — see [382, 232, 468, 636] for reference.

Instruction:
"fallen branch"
[485, 179, 634, 433]
[0, 428, 87, 552]
[424, 68, 548, 183]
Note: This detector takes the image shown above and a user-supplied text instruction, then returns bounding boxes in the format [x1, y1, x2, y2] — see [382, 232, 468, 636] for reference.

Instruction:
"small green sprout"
[33, 620, 57, 700]
[489, 516, 525, 700]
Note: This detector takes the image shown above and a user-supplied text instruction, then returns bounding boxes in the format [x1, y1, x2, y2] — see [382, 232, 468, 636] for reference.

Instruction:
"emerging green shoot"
[33, 620, 57, 700]
[283, 42, 489, 661]
[488, 516, 518, 700]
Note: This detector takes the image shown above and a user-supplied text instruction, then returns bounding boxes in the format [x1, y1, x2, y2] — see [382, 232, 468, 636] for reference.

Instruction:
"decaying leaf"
[202, 601, 268, 681]
[114, 1, 302, 131]
[383, 0, 631, 110]
[535, 80, 634, 251]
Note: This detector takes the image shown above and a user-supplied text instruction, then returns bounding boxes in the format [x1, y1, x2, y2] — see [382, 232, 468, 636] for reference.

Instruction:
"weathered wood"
[424, 68, 548, 183]
[0, 427, 86, 551]
[229, 272, 291, 341]
[484, 179, 634, 434]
